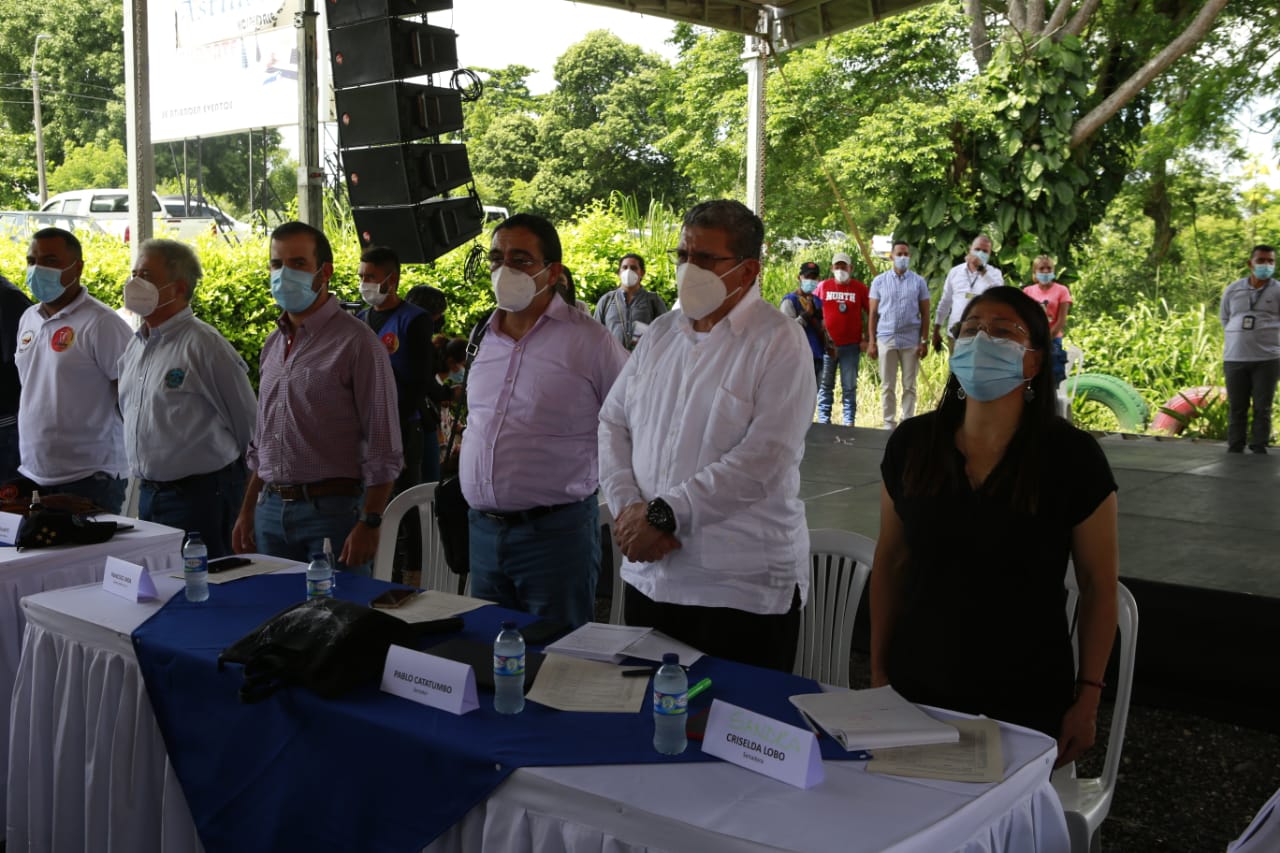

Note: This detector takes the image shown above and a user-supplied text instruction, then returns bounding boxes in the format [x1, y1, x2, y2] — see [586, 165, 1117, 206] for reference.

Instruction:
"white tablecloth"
[0, 517, 182, 837]
[9, 576, 1071, 853]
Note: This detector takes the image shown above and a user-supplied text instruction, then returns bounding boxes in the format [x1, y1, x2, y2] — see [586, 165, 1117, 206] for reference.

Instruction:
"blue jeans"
[49, 472, 127, 514]
[254, 491, 368, 575]
[467, 495, 599, 627]
[139, 461, 246, 558]
[819, 344, 862, 425]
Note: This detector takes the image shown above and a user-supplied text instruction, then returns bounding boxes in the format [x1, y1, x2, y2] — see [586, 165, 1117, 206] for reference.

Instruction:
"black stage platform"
[801, 423, 1280, 731]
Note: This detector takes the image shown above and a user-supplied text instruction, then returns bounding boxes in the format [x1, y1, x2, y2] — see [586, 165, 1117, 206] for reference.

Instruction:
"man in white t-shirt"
[14, 228, 131, 510]
[932, 234, 1004, 352]
[599, 199, 815, 672]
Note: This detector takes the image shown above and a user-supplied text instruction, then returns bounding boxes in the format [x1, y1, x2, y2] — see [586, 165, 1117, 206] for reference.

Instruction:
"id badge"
[838, 302, 848, 313]
[1243, 315, 1256, 330]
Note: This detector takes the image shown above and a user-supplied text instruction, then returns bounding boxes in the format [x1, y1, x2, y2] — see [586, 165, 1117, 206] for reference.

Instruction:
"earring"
[956, 386, 967, 401]
[1024, 383, 1036, 402]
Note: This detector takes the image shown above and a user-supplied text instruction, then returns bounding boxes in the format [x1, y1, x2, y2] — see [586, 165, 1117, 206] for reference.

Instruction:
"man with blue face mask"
[462, 213, 626, 627]
[599, 200, 815, 671]
[933, 235, 1004, 353]
[868, 241, 932, 430]
[231, 222, 402, 574]
[13, 228, 131, 510]
[1221, 244, 1280, 454]
[779, 261, 827, 389]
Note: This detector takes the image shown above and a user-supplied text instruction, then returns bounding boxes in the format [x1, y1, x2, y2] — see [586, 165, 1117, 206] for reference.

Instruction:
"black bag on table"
[217, 597, 462, 703]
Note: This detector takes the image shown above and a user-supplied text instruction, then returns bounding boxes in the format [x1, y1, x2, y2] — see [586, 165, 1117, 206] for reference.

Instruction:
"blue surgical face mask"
[800, 278, 818, 294]
[972, 249, 990, 266]
[1035, 272, 1055, 284]
[447, 369, 465, 383]
[949, 331, 1030, 402]
[26, 262, 76, 304]
[271, 266, 320, 314]
[1253, 264, 1275, 281]
[893, 255, 911, 272]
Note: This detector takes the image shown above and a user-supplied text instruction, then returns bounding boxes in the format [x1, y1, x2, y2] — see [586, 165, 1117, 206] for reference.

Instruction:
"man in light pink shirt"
[231, 222, 402, 574]
[462, 213, 627, 625]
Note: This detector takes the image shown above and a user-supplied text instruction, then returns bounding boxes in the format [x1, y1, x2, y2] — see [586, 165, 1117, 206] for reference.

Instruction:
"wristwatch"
[358, 511, 384, 529]
[646, 498, 676, 534]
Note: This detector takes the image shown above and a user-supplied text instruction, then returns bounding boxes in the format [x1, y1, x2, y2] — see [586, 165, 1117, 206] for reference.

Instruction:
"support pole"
[32, 34, 51, 206]
[296, 0, 323, 227]
[124, 0, 155, 248]
[742, 30, 768, 218]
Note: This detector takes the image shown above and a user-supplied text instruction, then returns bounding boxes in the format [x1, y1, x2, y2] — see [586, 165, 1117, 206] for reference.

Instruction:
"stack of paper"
[789, 686, 962, 752]
[545, 622, 704, 666]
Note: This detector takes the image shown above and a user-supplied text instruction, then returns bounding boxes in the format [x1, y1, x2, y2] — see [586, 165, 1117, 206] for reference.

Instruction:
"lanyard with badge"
[1243, 281, 1272, 330]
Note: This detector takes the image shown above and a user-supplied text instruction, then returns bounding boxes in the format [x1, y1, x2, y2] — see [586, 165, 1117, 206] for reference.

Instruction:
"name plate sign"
[0, 512, 22, 546]
[101, 556, 159, 602]
[380, 644, 478, 715]
[702, 699, 823, 789]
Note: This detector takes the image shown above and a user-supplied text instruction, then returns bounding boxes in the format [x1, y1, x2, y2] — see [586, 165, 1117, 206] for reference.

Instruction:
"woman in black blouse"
[870, 286, 1118, 768]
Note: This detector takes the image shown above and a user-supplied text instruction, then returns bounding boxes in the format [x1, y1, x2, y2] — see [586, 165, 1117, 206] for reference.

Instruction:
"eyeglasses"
[667, 249, 746, 270]
[956, 318, 1030, 341]
[488, 254, 544, 273]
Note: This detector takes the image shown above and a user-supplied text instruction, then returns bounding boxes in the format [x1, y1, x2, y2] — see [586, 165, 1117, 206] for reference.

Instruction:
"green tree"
[0, 127, 37, 207]
[47, 140, 127, 192]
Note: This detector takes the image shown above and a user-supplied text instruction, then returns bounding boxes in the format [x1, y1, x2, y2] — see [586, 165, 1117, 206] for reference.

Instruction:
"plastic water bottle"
[493, 621, 526, 714]
[323, 537, 336, 594]
[653, 653, 688, 755]
[182, 532, 209, 603]
[306, 552, 334, 599]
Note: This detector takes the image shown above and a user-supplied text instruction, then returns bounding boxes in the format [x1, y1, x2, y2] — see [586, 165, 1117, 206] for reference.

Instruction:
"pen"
[686, 677, 712, 700]
[621, 668, 653, 678]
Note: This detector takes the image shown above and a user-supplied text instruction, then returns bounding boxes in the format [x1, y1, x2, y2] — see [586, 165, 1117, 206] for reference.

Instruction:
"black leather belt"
[141, 459, 241, 492]
[264, 478, 363, 502]
[481, 502, 575, 526]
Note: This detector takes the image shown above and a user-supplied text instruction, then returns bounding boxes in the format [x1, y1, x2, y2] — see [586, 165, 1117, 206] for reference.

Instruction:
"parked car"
[158, 195, 252, 236]
[40, 189, 217, 241]
[0, 210, 108, 242]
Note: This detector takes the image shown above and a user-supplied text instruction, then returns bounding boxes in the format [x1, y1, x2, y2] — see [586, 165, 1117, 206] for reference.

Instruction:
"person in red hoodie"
[815, 252, 870, 425]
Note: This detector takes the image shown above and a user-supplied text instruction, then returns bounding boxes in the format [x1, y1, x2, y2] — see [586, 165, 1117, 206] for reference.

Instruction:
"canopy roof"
[574, 0, 938, 50]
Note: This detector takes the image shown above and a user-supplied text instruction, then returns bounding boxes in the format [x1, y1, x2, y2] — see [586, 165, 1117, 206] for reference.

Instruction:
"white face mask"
[123, 276, 178, 318]
[491, 264, 550, 313]
[620, 269, 640, 288]
[833, 270, 850, 284]
[360, 274, 391, 308]
[676, 260, 745, 321]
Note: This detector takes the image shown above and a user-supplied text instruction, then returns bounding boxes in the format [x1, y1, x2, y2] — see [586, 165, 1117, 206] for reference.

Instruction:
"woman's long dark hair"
[901, 286, 1059, 512]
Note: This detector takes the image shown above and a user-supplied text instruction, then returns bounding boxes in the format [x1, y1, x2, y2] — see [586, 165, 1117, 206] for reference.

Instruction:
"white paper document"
[525, 653, 649, 713]
[789, 686, 961, 752]
[866, 718, 1004, 783]
[383, 590, 488, 623]
[170, 557, 294, 585]
[545, 622, 704, 666]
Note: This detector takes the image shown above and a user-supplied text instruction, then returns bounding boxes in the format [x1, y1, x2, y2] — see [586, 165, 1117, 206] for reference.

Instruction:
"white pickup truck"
[40, 189, 218, 241]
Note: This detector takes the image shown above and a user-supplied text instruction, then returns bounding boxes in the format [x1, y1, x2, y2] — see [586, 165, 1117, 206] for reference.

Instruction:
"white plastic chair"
[794, 529, 875, 688]
[1053, 579, 1139, 853]
[597, 494, 625, 625]
[372, 482, 457, 594]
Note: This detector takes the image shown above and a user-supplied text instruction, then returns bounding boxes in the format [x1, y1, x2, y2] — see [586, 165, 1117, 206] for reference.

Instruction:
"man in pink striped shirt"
[462, 214, 627, 625]
[231, 222, 402, 574]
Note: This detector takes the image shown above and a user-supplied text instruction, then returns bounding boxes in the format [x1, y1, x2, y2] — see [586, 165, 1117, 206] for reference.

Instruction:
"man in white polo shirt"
[15, 228, 132, 511]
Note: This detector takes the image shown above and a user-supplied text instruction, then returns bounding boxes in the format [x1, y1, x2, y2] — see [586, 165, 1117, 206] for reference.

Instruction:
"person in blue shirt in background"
[780, 261, 828, 390]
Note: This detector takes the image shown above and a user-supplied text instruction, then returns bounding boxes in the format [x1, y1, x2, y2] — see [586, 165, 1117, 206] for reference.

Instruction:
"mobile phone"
[208, 556, 252, 573]
[371, 588, 418, 609]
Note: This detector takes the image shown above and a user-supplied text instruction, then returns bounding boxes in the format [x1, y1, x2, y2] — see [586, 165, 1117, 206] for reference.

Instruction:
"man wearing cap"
[119, 238, 257, 556]
[815, 252, 870, 425]
[15, 227, 132, 510]
[932, 234, 1003, 352]
[231, 221, 402, 574]
[780, 261, 827, 388]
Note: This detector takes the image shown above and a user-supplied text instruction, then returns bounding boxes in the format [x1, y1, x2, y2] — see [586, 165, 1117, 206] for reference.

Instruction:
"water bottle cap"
[501, 620, 517, 630]
[662, 653, 679, 665]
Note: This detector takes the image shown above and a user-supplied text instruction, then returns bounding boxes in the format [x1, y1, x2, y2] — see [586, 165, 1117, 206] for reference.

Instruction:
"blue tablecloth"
[132, 573, 855, 853]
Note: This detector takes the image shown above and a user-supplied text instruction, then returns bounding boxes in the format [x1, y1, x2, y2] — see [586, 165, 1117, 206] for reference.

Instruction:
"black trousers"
[623, 583, 802, 673]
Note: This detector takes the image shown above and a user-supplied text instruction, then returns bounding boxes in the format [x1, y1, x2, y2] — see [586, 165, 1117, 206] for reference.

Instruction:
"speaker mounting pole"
[297, 0, 324, 227]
